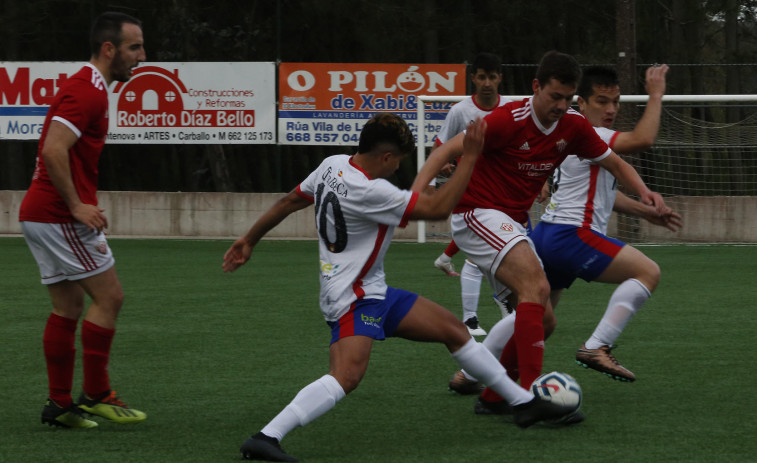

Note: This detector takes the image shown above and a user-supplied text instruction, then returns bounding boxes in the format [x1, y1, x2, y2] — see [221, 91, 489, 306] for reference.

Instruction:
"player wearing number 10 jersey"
[298, 153, 416, 322]
[223, 113, 578, 462]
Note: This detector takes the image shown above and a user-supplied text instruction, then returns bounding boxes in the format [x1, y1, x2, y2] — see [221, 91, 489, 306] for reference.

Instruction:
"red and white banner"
[0, 62, 276, 144]
[278, 63, 466, 146]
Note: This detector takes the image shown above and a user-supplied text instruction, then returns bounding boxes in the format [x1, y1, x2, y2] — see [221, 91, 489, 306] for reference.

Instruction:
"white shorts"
[21, 221, 115, 285]
[451, 209, 539, 299]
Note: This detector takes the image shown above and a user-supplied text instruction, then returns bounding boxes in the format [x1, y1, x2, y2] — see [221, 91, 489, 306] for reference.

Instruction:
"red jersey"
[454, 97, 611, 224]
[19, 64, 109, 223]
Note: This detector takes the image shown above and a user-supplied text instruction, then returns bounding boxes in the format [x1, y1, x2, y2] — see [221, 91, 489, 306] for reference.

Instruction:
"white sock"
[461, 312, 515, 381]
[585, 278, 651, 349]
[261, 374, 345, 441]
[461, 260, 483, 321]
[451, 338, 532, 406]
[438, 253, 452, 263]
[482, 312, 516, 357]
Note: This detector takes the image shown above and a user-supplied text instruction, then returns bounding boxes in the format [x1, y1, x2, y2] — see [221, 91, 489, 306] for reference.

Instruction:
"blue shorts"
[328, 287, 419, 344]
[530, 222, 625, 290]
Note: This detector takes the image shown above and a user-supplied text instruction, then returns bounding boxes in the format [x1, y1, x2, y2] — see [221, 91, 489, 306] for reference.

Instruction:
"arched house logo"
[113, 66, 186, 127]
[112, 65, 254, 128]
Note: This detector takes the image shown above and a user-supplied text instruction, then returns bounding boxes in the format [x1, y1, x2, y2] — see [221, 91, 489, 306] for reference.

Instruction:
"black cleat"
[513, 396, 576, 428]
[240, 432, 298, 462]
[41, 399, 98, 428]
[554, 410, 585, 425]
[474, 397, 514, 415]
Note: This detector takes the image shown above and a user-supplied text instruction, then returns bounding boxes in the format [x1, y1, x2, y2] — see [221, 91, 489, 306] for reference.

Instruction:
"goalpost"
[416, 94, 757, 244]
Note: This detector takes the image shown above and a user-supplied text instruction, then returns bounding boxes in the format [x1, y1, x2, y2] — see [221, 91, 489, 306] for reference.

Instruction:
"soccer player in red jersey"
[19, 12, 147, 428]
[431, 52, 512, 340]
[412, 51, 668, 395]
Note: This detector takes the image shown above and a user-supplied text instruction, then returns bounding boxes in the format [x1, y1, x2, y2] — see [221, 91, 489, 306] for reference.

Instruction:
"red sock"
[514, 302, 545, 389]
[478, 337, 519, 403]
[444, 240, 459, 257]
[501, 338, 519, 382]
[81, 320, 115, 398]
[43, 313, 78, 408]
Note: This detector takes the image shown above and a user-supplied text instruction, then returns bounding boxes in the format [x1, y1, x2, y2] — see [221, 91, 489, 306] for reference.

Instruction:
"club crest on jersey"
[338, 170, 343, 177]
[95, 240, 108, 254]
[555, 138, 567, 153]
[500, 223, 513, 232]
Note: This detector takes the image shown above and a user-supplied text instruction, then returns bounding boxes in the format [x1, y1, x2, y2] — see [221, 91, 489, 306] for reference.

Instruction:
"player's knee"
[333, 370, 363, 394]
[97, 287, 125, 317]
[340, 377, 361, 394]
[543, 311, 556, 339]
[445, 319, 474, 352]
[640, 260, 661, 292]
[109, 288, 125, 313]
[531, 277, 551, 305]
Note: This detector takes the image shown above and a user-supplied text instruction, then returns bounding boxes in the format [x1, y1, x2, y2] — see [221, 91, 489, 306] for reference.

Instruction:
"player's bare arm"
[42, 121, 108, 232]
[223, 190, 311, 273]
[613, 64, 669, 153]
[536, 180, 550, 204]
[410, 131, 465, 193]
[410, 119, 485, 220]
[613, 191, 682, 232]
[597, 152, 665, 213]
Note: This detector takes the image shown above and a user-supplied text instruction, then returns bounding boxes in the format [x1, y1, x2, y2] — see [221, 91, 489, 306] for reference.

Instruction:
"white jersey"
[297, 154, 418, 322]
[435, 94, 511, 145]
[540, 127, 620, 234]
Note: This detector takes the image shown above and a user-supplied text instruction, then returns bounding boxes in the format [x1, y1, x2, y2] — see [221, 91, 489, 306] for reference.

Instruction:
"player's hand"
[640, 190, 666, 215]
[536, 181, 550, 204]
[222, 239, 253, 273]
[646, 206, 683, 232]
[439, 162, 456, 177]
[462, 118, 486, 159]
[71, 203, 108, 232]
[645, 64, 668, 99]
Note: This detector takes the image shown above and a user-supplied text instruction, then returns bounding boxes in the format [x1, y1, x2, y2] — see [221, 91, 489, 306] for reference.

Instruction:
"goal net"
[417, 95, 757, 244]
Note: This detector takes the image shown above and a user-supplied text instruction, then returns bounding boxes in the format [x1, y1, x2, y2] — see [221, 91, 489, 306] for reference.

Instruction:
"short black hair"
[358, 113, 415, 156]
[577, 66, 619, 100]
[90, 11, 142, 57]
[471, 52, 502, 74]
[535, 50, 582, 88]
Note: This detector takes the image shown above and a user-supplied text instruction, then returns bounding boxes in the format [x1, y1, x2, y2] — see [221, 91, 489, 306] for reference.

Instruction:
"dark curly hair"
[358, 113, 415, 155]
[535, 50, 582, 88]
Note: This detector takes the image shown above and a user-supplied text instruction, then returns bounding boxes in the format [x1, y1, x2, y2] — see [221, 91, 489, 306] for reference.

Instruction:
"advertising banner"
[0, 62, 276, 144]
[278, 63, 466, 147]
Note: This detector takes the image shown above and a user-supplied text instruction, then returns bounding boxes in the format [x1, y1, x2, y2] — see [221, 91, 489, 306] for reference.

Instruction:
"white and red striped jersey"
[454, 97, 611, 224]
[435, 94, 510, 145]
[296, 155, 418, 322]
[540, 127, 621, 234]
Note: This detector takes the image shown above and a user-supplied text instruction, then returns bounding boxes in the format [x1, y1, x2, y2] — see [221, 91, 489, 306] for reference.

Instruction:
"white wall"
[2, 190, 755, 242]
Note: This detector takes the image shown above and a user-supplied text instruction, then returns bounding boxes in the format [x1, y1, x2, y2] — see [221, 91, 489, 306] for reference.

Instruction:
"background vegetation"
[2, 0, 757, 193]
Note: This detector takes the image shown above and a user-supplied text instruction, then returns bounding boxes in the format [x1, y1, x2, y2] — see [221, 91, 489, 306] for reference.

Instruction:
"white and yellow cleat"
[78, 390, 147, 424]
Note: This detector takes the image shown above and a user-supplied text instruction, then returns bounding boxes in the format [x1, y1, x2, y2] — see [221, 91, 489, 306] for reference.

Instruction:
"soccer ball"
[530, 371, 582, 410]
